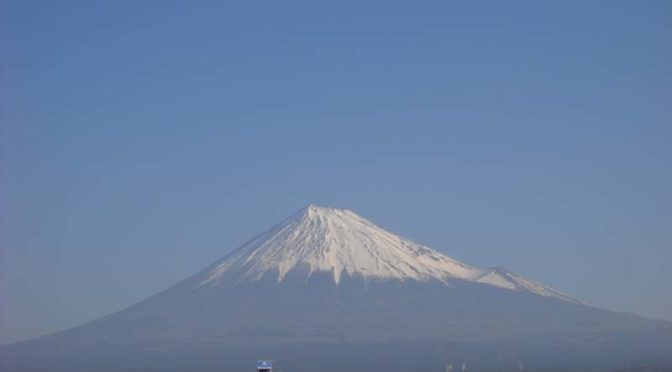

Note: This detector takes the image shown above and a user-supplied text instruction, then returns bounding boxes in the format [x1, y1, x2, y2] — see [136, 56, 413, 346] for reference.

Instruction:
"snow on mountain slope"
[198, 204, 578, 303]
[472, 267, 577, 302]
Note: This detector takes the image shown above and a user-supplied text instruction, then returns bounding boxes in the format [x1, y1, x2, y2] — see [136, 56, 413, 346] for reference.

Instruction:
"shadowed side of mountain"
[2, 273, 671, 372]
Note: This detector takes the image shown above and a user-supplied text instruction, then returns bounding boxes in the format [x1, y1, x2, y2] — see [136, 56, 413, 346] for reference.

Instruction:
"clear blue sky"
[1, 0, 670, 345]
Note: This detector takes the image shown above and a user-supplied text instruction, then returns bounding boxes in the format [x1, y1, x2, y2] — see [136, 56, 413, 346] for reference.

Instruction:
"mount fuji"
[2, 205, 671, 372]
[197, 205, 575, 301]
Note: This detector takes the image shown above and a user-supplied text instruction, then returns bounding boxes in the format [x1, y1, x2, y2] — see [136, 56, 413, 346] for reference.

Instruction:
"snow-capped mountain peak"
[197, 205, 577, 303]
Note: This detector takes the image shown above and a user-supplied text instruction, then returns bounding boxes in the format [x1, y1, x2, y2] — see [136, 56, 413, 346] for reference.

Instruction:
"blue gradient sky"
[1, 0, 671, 344]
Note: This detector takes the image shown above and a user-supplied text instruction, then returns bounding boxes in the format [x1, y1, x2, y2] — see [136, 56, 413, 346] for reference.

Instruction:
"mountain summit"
[196, 204, 576, 302]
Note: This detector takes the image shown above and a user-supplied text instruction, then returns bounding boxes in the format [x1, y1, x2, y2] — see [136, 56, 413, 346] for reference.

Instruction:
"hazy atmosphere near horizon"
[1, 0, 671, 353]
